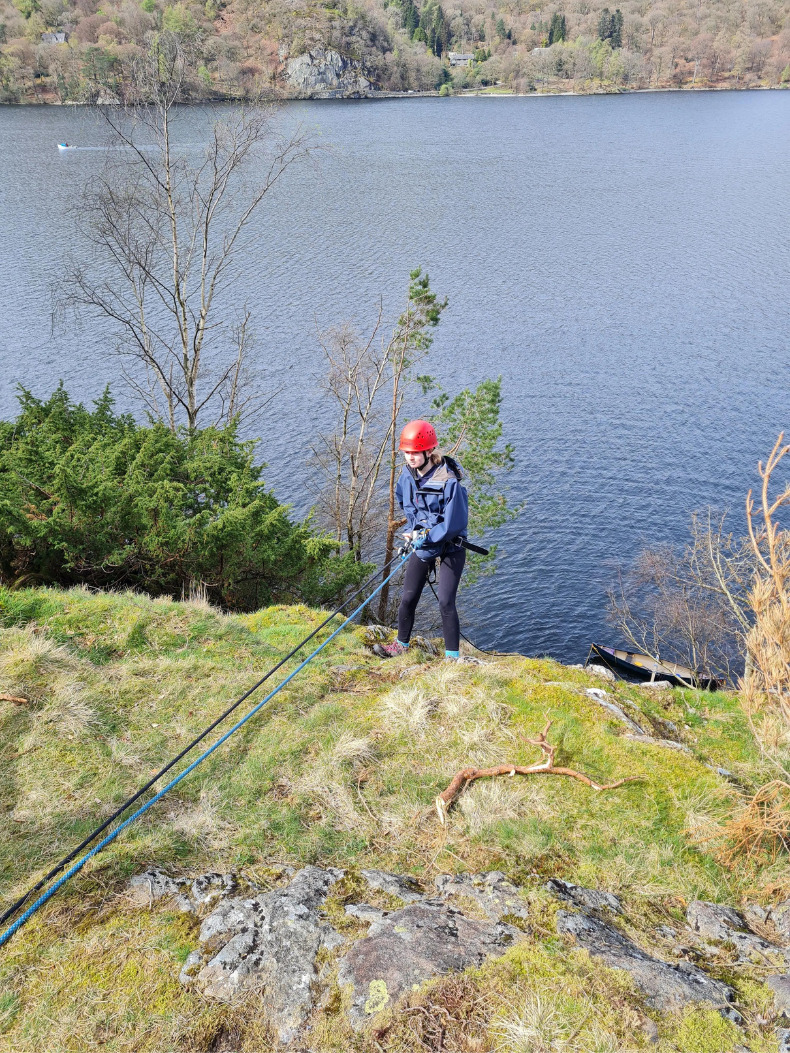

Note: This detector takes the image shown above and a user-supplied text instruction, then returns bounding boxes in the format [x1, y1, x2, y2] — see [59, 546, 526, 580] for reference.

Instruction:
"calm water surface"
[1, 93, 788, 659]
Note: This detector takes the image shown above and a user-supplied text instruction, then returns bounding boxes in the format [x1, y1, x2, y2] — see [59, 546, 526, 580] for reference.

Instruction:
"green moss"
[667, 1006, 741, 1053]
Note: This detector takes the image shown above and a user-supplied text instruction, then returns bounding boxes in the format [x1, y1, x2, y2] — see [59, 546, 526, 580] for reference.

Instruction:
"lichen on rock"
[337, 900, 522, 1028]
[556, 909, 737, 1013]
[180, 865, 344, 1044]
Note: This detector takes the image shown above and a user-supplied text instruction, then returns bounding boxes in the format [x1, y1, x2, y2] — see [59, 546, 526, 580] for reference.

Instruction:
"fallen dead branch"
[435, 720, 639, 824]
[0, 694, 30, 706]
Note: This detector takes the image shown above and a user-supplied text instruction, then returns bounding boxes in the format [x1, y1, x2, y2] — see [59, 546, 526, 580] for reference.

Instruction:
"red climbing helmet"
[399, 419, 438, 453]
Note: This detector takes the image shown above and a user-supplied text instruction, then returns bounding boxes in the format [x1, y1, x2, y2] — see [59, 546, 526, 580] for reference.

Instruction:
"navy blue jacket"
[395, 458, 468, 562]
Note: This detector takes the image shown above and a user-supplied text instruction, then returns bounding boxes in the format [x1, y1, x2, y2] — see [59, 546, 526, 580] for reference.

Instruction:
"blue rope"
[0, 554, 407, 950]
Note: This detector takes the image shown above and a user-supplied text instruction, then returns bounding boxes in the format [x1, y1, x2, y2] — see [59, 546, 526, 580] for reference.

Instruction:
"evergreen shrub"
[0, 386, 365, 609]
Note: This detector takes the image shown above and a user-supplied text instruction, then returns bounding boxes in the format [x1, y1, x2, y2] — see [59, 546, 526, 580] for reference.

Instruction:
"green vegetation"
[0, 385, 364, 608]
[433, 376, 519, 581]
[548, 11, 567, 45]
[0, 586, 786, 1050]
[392, 0, 448, 56]
[598, 7, 624, 48]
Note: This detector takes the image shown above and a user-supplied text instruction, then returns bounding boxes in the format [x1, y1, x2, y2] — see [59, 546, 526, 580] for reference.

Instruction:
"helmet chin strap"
[406, 448, 434, 473]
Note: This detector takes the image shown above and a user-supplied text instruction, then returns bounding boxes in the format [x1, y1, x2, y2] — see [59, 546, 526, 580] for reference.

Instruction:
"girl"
[374, 419, 468, 660]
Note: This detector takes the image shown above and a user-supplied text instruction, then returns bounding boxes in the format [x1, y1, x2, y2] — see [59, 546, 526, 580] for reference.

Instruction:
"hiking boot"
[373, 640, 408, 659]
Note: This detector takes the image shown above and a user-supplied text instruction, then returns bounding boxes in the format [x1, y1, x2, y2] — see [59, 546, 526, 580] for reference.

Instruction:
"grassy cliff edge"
[0, 586, 786, 1052]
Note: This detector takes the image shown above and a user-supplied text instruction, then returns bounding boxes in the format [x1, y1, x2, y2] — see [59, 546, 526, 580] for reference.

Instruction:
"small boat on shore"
[589, 643, 723, 691]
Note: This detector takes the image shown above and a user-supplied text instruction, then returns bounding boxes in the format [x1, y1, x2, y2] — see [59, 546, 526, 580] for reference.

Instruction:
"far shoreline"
[2, 83, 789, 107]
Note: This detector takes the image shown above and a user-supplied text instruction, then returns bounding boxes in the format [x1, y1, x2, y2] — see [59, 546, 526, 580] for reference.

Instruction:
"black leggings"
[397, 546, 466, 652]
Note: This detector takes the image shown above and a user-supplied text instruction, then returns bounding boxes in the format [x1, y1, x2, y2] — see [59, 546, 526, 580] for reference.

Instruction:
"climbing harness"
[459, 539, 489, 556]
[0, 547, 413, 950]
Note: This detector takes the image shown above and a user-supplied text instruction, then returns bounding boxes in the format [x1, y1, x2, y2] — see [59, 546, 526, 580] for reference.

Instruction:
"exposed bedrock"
[556, 910, 737, 1013]
[338, 900, 521, 1028]
[130, 865, 790, 1046]
[284, 48, 374, 98]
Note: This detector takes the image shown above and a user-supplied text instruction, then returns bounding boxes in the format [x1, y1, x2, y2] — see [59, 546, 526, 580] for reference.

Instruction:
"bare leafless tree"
[310, 308, 392, 560]
[310, 271, 447, 620]
[59, 33, 313, 431]
[607, 509, 756, 684]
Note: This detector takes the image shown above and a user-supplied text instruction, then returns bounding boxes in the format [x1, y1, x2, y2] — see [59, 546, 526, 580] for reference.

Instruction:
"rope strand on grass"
[0, 551, 409, 943]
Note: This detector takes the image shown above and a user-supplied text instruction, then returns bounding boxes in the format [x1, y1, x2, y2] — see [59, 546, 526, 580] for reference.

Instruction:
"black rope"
[0, 553, 405, 929]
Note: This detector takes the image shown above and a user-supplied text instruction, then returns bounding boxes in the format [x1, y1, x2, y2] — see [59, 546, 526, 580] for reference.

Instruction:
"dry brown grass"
[0, 626, 82, 704]
[491, 991, 634, 1053]
[376, 972, 491, 1053]
[458, 780, 548, 837]
[692, 780, 790, 869]
[381, 682, 441, 737]
[293, 732, 379, 834]
[167, 788, 237, 849]
[744, 433, 790, 728]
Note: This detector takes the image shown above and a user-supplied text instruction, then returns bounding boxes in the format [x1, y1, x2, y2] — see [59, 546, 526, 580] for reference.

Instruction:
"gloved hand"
[411, 529, 428, 550]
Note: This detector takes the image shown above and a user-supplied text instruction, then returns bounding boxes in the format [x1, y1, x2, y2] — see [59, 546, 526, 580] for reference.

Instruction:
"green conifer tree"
[548, 12, 567, 44]
[611, 9, 623, 48]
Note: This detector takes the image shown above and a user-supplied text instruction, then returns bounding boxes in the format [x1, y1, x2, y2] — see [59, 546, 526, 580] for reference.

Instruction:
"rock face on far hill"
[284, 48, 374, 97]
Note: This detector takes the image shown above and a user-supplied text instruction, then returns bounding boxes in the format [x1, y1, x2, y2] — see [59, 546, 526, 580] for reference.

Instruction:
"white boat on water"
[57, 142, 76, 151]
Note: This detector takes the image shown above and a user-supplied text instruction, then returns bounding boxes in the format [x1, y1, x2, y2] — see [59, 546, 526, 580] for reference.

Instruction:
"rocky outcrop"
[435, 870, 530, 921]
[339, 901, 520, 1028]
[569, 662, 617, 683]
[132, 865, 790, 1047]
[687, 899, 790, 969]
[584, 687, 647, 735]
[128, 867, 238, 913]
[284, 48, 374, 98]
[131, 863, 528, 1042]
[556, 910, 737, 1013]
[182, 866, 344, 1043]
[545, 877, 623, 914]
[359, 868, 422, 903]
[767, 975, 790, 1015]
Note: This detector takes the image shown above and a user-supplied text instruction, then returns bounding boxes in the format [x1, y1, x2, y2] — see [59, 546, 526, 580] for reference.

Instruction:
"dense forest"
[1, 0, 789, 101]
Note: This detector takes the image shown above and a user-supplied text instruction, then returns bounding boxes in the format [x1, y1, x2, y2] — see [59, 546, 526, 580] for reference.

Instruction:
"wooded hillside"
[1, 0, 789, 101]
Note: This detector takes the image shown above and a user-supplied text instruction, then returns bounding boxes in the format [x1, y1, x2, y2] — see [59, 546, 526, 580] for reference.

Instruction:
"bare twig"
[434, 720, 639, 824]
[0, 694, 30, 706]
[607, 508, 756, 685]
[58, 35, 314, 432]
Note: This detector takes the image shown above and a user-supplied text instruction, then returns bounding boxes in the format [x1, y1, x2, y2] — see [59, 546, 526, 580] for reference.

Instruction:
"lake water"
[1, 92, 789, 661]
